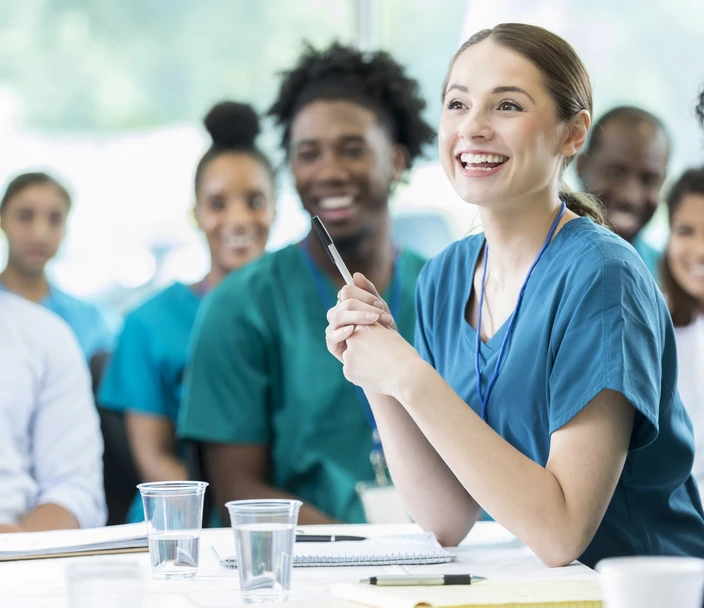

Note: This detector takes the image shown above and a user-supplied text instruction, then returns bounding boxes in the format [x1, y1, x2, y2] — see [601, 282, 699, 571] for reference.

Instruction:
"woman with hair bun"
[99, 101, 276, 522]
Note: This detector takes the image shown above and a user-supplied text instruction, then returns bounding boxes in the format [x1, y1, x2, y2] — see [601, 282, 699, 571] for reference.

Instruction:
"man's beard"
[334, 224, 373, 254]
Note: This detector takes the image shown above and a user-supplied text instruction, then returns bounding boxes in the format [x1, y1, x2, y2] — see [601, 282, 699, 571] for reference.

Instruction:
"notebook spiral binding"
[218, 550, 454, 569]
[294, 551, 455, 567]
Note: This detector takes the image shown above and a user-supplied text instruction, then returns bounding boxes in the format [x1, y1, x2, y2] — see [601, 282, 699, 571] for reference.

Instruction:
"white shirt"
[0, 291, 106, 527]
[675, 313, 704, 502]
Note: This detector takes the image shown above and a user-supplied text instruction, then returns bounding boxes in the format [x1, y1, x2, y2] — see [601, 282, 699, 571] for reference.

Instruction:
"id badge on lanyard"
[369, 428, 389, 486]
[300, 239, 411, 523]
[354, 407, 412, 524]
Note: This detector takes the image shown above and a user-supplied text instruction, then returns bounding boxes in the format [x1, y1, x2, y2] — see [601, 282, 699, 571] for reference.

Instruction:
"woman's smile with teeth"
[223, 235, 255, 248]
[687, 263, 704, 279]
[459, 152, 509, 169]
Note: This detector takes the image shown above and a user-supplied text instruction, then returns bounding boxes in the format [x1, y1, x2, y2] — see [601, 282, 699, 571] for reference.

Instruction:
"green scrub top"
[178, 243, 426, 523]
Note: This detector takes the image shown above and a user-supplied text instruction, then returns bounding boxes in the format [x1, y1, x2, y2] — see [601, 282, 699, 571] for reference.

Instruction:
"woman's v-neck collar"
[461, 216, 586, 354]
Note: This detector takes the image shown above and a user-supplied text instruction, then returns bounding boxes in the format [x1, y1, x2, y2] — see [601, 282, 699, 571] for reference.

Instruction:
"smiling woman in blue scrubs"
[99, 102, 276, 522]
[0, 172, 113, 362]
[325, 23, 704, 569]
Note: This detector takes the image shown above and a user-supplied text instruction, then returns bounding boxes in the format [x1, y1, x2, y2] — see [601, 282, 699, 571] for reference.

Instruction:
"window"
[1, 0, 702, 318]
[0, 0, 357, 314]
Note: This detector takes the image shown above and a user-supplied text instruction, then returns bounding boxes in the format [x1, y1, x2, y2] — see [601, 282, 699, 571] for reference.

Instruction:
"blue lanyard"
[475, 202, 566, 422]
[299, 237, 402, 457]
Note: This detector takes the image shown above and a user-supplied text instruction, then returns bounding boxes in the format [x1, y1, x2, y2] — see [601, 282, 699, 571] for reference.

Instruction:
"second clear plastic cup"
[226, 499, 302, 603]
[137, 481, 208, 580]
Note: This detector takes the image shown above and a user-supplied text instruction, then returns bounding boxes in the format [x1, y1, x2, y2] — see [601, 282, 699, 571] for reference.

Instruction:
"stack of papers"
[0, 523, 147, 561]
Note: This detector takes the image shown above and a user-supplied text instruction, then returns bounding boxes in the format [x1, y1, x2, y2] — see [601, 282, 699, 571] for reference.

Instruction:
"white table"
[0, 523, 596, 607]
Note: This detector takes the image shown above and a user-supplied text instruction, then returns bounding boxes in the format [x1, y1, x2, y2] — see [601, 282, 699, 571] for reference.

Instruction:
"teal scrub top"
[99, 282, 201, 523]
[0, 283, 113, 360]
[415, 217, 704, 568]
[178, 243, 427, 523]
[632, 232, 661, 279]
[99, 282, 200, 422]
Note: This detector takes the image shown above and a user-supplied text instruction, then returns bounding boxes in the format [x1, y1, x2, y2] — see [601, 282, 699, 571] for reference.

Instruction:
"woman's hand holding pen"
[325, 273, 396, 362]
[325, 273, 422, 398]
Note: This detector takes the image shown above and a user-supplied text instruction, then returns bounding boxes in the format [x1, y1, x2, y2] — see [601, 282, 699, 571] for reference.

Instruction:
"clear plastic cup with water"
[226, 499, 302, 603]
[137, 481, 208, 580]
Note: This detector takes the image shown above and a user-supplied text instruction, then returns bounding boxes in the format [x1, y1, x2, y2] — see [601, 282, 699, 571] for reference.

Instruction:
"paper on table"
[143, 595, 200, 608]
[0, 522, 147, 561]
[460, 523, 520, 548]
[330, 579, 602, 608]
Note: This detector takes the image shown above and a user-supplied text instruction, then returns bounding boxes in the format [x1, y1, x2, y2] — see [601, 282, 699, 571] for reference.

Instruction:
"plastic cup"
[137, 481, 208, 580]
[596, 556, 704, 608]
[66, 560, 143, 607]
[226, 499, 302, 603]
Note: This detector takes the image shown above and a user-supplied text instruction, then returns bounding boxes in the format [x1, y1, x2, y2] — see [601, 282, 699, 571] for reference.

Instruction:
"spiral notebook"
[215, 533, 454, 568]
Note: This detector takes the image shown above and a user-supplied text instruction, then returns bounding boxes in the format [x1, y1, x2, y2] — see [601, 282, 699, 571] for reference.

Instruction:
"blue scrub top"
[415, 217, 704, 568]
[0, 283, 113, 361]
[43, 286, 114, 360]
[99, 282, 201, 523]
[100, 282, 200, 422]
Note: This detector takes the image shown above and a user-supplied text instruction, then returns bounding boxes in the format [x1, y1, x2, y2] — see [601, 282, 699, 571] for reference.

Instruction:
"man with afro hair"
[179, 42, 434, 524]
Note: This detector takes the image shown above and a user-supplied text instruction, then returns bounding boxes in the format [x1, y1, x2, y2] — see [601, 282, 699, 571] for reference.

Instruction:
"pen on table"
[296, 534, 367, 543]
[359, 575, 487, 586]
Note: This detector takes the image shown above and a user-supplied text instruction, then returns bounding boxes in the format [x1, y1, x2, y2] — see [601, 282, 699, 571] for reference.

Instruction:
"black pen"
[359, 574, 487, 586]
[311, 216, 355, 285]
[296, 534, 367, 543]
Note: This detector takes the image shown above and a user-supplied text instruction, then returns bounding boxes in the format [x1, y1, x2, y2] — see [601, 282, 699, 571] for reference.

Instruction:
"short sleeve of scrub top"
[546, 254, 660, 447]
[99, 283, 200, 422]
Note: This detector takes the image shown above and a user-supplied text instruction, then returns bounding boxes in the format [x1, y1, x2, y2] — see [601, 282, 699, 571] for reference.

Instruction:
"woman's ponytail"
[558, 183, 607, 226]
